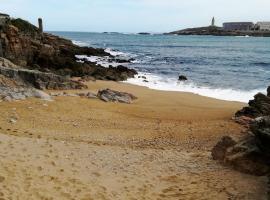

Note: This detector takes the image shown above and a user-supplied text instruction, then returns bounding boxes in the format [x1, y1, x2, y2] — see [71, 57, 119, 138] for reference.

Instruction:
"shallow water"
[52, 32, 270, 102]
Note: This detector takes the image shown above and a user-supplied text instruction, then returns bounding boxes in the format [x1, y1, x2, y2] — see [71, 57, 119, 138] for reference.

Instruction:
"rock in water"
[178, 75, 188, 81]
[97, 89, 137, 104]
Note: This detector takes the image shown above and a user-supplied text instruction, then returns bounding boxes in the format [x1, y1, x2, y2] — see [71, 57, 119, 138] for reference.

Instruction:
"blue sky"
[1, 0, 270, 32]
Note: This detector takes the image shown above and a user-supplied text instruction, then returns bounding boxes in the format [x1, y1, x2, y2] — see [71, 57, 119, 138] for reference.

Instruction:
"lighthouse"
[211, 17, 215, 26]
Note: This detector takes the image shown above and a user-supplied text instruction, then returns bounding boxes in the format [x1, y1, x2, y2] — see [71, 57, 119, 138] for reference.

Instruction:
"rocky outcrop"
[0, 18, 137, 81]
[0, 74, 52, 101]
[0, 58, 86, 101]
[251, 116, 270, 154]
[213, 87, 270, 176]
[0, 65, 86, 90]
[97, 89, 137, 104]
[236, 87, 270, 118]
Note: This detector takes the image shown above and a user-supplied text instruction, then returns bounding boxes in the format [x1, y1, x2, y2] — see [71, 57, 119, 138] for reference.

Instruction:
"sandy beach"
[0, 80, 267, 200]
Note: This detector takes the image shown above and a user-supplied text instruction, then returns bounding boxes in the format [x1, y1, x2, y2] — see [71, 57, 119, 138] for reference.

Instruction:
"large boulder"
[250, 116, 270, 154]
[97, 89, 137, 104]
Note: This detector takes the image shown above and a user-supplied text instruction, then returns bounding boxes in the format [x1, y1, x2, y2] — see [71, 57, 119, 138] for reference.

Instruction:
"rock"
[212, 136, 270, 176]
[236, 91, 270, 118]
[250, 116, 270, 154]
[178, 75, 188, 81]
[0, 64, 87, 90]
[267, 86, 270, 97]
[212, 136, 237, 160]
[224, 137, 270, 176]
[9, 118, 17, 124]
[0, 20, 137, 82]
[86, 92, 97, 99]
[233, 116, 254, 127]
[32, 90, 52, 101]
[97, 89, 137, 104]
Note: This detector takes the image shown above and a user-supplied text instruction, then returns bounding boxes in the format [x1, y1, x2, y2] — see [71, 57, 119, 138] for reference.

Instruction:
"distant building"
[211, 17, 215, 26]
[0, 13, 10, 26]
[256, 22, 270, 31]
[223, 22, 254, 31]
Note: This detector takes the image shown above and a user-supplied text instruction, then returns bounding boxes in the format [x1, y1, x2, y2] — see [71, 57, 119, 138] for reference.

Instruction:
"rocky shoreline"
[0, 16, 137, 102]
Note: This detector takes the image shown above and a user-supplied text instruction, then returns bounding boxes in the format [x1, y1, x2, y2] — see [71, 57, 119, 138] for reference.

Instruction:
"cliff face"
[0, 18, 137, 81]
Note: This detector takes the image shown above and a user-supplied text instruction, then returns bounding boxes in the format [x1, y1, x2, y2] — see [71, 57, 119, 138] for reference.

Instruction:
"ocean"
[52, 32, 270, 103]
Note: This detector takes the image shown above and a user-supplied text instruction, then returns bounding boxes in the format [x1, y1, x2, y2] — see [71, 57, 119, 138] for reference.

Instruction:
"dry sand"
[0, 80, 267, 200]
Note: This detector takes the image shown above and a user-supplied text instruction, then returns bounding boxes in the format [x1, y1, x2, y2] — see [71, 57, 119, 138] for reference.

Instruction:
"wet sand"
[0, 81, 267, 199]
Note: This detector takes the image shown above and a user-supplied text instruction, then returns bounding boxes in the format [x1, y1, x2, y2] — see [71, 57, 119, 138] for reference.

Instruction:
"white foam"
[125, 73, 264, 103]
[75, 55, 119, 67]
[105, 48, 138, 59]
[72, 40, 89, 47]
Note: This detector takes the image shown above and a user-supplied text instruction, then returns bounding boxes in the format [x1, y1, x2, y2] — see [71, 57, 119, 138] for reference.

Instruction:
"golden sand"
[0, 81, 267, 199]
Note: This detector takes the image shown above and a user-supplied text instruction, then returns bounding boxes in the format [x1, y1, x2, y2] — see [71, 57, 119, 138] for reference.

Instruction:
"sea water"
[52, 32, 270, 103]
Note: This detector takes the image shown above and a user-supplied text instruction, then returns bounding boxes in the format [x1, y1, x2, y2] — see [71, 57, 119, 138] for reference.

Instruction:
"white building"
[256, 22, 270, 31]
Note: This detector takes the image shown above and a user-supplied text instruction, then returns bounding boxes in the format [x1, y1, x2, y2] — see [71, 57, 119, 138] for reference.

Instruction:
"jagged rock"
[0, 19, 137, 81]
[233, 116, 254, 127]
[250, 116, 270, 154]
[0, 65, 86, 90]
[97, 89, 137, 104]
[235, 91, 270, 118]
[178, 75, 188, 81]
[212, 135, 270, 176]
[225, 136, 270, 176]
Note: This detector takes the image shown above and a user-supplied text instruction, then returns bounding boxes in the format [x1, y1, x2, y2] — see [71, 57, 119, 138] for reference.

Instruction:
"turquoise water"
[52, 32, 270, 102]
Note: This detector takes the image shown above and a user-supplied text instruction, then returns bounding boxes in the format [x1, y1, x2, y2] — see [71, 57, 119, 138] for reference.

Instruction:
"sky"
[1, 0, 270, 32]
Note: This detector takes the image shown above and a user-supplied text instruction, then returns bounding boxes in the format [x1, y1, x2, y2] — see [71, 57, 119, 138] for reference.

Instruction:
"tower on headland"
[211, 17, 215, 26]
[38, 18, 43, 33]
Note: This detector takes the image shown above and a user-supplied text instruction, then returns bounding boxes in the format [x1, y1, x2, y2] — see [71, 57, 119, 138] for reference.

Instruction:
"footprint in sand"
[0, 176, 5, 183]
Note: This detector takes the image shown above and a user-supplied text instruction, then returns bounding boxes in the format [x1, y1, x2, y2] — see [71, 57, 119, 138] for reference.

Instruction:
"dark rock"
[267, 86, 270, 97]
[138, 32, 151, 35]
[233, 116, 254, 127]
[224, 136, 270, 176]
[97, 89, 137, 104]
[250, 116, 270, 154]
[0, 19, 137, 82]
[178, 75, 188, 81]
[212, 136, 237, 160]
[212, 135, 270, 176]
[236, 91, 270, 118]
